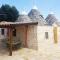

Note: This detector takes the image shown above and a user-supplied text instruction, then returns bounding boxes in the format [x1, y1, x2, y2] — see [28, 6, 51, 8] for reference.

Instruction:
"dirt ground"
[0, 40, 60, 60]
[0, 48, 41, 60]
[0, 48, 60, 60]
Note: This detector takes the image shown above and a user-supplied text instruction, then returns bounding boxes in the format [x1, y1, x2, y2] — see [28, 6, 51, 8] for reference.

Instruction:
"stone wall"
[16, 26, 27, 47]
[27, 25, 38, 50]
[7, 24, 60, 53]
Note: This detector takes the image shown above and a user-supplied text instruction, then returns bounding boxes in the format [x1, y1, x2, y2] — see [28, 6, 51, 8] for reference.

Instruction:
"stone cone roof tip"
[28, 8, 41, 16]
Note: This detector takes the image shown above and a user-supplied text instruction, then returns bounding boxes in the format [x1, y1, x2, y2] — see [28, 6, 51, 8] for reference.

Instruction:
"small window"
[45, 32, 48, 39]
[1, 29, 4, 35]
[13, 28, 16, 36]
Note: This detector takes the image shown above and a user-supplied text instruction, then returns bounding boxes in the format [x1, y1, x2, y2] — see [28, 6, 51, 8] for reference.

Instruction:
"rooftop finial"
[50, 11, 54, 14]
[33, 5, 38, 10]
[32, 0, 38, 10]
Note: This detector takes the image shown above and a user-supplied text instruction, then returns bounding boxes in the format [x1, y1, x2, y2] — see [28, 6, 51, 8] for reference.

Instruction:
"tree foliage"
[0, 4, 19, 22]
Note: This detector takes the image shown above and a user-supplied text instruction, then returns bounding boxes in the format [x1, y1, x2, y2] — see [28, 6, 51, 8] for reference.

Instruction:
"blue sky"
[0, 0, 60, 20]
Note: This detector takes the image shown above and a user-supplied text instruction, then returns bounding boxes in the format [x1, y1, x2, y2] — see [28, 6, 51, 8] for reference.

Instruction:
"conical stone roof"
[16, 10, 32, 23]
[16, 14, 32, 23]
[45, 14, 58, 25]
[28, 9, 47, 25]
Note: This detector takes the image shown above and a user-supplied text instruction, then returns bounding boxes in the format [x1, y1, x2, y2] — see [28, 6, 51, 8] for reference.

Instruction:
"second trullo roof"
[45, 13, 58, 25]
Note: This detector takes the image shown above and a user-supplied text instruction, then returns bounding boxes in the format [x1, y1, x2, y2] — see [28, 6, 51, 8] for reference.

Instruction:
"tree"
[0, 4, 19, 22]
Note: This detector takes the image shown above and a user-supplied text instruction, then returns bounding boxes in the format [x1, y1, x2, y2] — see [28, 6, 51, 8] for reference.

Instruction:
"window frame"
[1, 29, 4, 35]
[45, 32, 48, 39]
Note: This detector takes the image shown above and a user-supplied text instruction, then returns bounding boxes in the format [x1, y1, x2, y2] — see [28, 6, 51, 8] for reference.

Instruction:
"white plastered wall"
[37, 26, 53, 51]
[37, 26, 60, 54]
